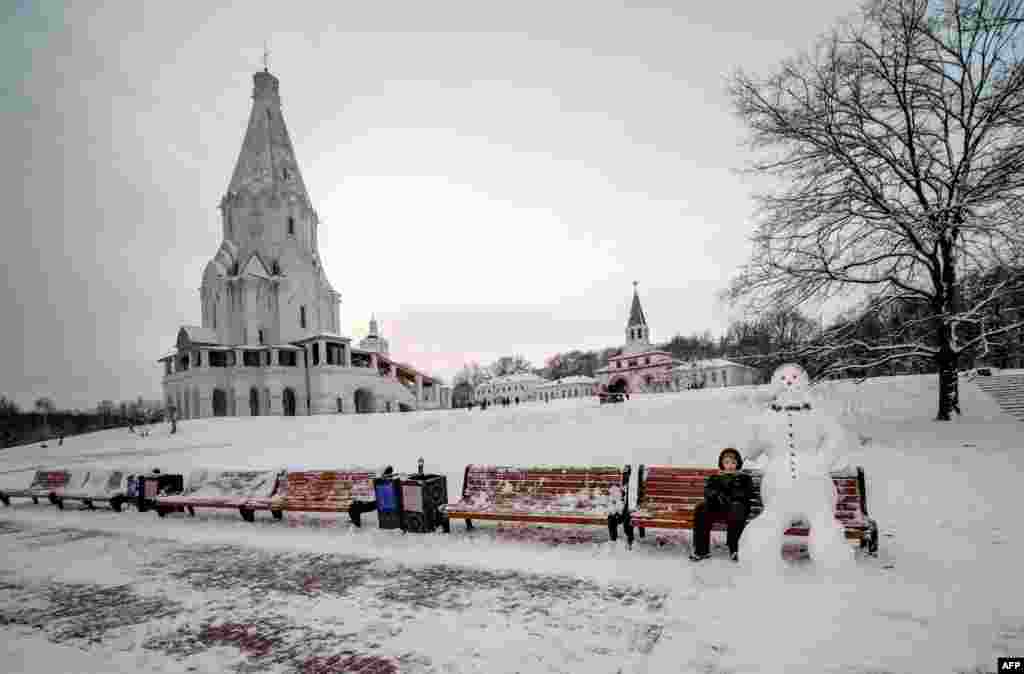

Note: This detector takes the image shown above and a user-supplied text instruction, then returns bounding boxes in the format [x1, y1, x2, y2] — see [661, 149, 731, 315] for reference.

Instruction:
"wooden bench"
[51, 469, 131, 511]
[273, 469, 378, 523]
[441, 464, 631, 541]
[0, 470, 69, 506]
[625, 465, 879, 555]
[155, 469, 283, 521]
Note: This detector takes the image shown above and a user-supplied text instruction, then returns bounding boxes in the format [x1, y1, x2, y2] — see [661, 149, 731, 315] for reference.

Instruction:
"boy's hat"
[718, 448, 743, 470]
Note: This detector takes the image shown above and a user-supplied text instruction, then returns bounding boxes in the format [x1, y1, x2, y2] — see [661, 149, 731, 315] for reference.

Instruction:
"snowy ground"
[1, 375, 1023, 673]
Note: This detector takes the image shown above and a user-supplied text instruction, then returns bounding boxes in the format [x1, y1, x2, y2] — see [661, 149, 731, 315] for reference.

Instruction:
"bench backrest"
[460, 465, 630, 513]
[68, 469, 127, 496]
[636, 465, 869, 525]
[180, 469, 281, 499]
[281, 469, 377, 510]
[29, 470, 69, 491]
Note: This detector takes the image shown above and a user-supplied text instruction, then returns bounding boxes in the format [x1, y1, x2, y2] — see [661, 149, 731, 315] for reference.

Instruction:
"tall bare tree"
[488, 355, 533, 378]
[726, 0, 1024, 419]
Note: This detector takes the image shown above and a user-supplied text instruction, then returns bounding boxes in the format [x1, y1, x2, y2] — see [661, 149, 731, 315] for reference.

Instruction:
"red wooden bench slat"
[277, 470, 376, 513]
[442, 464, 630, 535]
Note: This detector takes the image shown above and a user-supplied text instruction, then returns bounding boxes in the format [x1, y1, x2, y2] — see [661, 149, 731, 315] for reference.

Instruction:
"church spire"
[624, 281, 651, 353]
[628, 281, 647, 327]
[225, 69, 311, 205]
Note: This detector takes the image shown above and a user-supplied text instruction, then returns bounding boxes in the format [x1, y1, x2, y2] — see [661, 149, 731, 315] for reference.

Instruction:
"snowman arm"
[743, 423, 769, 466]
[822, 416, 853, 473]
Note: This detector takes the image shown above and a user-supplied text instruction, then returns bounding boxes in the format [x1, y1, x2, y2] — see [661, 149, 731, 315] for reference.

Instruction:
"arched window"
[212, 389, 227, 417]
[250, 388, 260, 416]
[287, 216, 295, 235]
[300, 306, 307, 329]
[282, 388, 297, 416]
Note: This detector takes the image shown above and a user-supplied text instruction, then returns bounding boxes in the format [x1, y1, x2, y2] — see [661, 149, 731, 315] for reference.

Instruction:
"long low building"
[474, 373, 547, 404]
[536, 376, 599, 401]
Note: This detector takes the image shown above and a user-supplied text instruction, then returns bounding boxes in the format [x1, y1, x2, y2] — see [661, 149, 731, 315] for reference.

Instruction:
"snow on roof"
[674, 358, 756, 370]
[537, 376, 597, 388]
[177, 326, 219, 345]
[487, 372, 547, 385]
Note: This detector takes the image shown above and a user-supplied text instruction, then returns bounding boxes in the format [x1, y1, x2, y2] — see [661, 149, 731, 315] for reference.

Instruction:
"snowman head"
[770, 363, 811, 405]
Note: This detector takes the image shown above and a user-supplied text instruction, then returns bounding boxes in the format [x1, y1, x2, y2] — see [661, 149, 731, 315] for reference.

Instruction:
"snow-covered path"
[1, 513, 672, 673]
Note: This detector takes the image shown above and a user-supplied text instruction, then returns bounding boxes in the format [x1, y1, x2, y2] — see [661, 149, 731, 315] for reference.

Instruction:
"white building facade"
[159, 68, 450, 418]
[535, 376, 599, 402]
[672, 358, 761, 389]
[474, 373, 547, 404]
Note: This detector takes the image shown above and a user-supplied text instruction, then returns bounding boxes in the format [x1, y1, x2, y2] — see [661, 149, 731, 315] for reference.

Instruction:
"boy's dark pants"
[692, 500, 750, 556]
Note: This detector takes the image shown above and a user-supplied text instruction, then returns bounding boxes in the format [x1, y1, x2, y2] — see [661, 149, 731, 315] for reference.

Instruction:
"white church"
[159, 67, 451, 418]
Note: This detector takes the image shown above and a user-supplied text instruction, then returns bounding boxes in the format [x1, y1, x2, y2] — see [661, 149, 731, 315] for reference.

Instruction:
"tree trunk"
[936, 356, 960, 421]
[935, 232, 961, 422]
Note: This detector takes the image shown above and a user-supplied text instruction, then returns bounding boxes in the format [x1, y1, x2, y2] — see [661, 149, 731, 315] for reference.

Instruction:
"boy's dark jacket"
[704, 449, 754, 509]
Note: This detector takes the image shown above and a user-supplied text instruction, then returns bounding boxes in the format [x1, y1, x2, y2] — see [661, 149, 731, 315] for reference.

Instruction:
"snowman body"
[738, 365, 854, 571]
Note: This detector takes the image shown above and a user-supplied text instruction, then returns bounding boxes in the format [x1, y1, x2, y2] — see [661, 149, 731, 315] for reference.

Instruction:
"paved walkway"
[0, 518, 669, 673]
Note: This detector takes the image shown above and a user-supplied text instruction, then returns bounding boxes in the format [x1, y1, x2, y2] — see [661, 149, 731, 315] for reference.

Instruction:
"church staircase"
[971, 373, 1024, 422]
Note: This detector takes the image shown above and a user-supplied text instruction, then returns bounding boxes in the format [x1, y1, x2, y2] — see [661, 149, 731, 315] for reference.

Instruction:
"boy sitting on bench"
[689, 448, 754, 562]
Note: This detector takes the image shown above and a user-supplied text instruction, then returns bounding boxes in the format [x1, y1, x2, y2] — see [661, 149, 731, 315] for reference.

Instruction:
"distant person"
[689, 448, 754, 562]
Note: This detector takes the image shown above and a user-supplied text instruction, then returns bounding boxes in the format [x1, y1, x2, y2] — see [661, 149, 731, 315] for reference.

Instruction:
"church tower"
[358, 314, 390, 355]
[200, 67, 341, 346]
[623, 282, 651, 354]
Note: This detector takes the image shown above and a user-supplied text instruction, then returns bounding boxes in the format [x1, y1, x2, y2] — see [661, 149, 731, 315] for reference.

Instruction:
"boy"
[689, 447, 754, 562]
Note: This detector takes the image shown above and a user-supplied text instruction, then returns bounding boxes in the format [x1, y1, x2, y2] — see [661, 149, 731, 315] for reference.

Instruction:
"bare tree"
[34, 397, 56, 440]
[488, 355, 533, 378]
[0, 395, 19, 417]
[726, 0, 1024, 419]
[453, 362, 491, 389]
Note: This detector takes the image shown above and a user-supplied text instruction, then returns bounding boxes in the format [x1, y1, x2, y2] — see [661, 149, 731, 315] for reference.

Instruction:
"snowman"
[738, 363, 854, 571]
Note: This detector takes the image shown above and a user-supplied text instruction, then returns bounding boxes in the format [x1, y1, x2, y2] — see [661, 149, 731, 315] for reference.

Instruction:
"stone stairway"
[971, 373, 1024, 422]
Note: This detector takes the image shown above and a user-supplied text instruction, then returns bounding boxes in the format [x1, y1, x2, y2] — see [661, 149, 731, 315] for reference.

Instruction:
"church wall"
[162, 359, 436, 419]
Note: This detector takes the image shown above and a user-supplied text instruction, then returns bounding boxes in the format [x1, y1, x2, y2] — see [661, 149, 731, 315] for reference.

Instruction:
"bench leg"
[441, 517, 451, 534]
[272, 509, 283, 521]
[110, 496, 123, 513]
[866, 520, 879, 557]
[84, 499, 95, 510]
[156, 506, 167, 518]
[638, 527, 646, 539]
[465, 518, 474, 530]
[186, 506, 195, 517]
[607, 514, 619, 542]
[239, 507, 255, 523]
[0, 493, 9, 507]
[52, 496, 64, 510]
[348, 500, 377, 528]
[32, 496, 39, 505]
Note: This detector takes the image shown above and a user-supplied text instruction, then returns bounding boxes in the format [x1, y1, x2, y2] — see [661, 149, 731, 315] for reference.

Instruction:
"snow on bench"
[441, 464, 631, 541]
[625, 465, 879, 554]
[0, 470, 70, 506]
[155, 469, 283, 522]
[51, 469, 131, 511]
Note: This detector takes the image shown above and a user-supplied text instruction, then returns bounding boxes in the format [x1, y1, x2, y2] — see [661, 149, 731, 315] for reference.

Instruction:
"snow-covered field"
[1, 375, 1022, 673]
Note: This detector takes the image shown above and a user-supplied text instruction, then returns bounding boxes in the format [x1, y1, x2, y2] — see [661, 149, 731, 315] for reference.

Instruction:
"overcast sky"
[2, 0, 862, 410]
